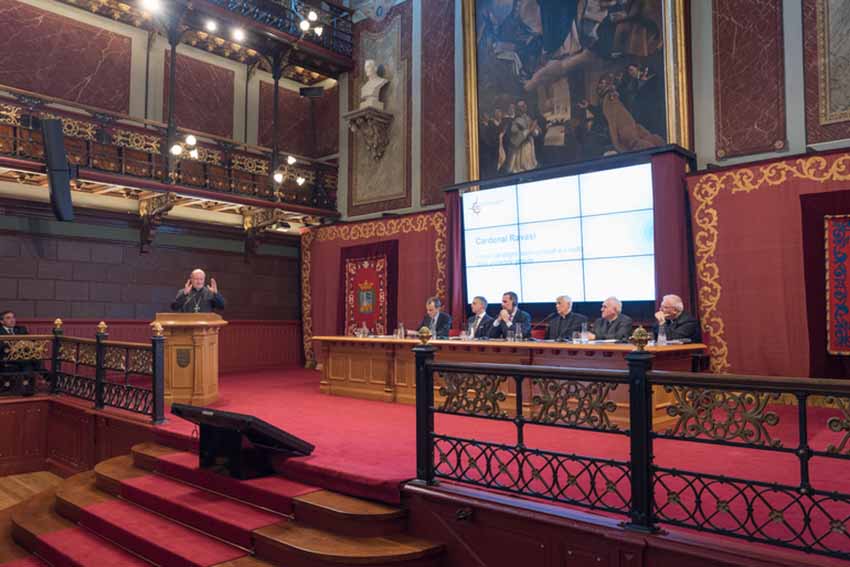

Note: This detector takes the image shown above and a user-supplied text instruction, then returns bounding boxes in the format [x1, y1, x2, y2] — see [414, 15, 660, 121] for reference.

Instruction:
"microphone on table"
[526, 312, 557, 341]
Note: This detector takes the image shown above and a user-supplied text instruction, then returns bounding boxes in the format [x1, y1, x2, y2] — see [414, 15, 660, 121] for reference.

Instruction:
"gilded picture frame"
[462, 0, 691, 181]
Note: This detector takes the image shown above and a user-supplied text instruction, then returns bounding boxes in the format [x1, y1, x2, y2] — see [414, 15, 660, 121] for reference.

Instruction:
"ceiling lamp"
[287, 155, 297, 165]
[307, 10, 318, 22]
[232, 28, 245, 42]
[273, 172, 284, 184]
[299, 20, 311, 32]
[205, 20, 218, 32]
[140, 0, 161, 13]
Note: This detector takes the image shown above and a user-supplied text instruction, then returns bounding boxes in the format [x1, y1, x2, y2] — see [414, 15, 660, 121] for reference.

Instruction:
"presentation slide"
[462, 163, 655, 303]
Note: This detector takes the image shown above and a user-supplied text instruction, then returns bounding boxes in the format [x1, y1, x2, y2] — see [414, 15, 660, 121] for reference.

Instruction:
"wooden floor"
[0, 471, 62, 510]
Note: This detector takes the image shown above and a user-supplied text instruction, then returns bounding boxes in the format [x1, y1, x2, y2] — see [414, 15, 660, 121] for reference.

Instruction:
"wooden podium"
[153, 313, 228, 406]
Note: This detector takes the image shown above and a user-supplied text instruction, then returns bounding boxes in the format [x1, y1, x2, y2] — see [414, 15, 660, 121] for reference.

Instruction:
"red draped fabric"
[445, 190, 466, 330]
[688, 150, 850, 377]
[338, 240, 398, 335]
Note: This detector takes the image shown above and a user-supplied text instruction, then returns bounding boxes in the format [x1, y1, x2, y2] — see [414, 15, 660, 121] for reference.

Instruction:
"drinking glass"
[572, 331, 581, 344]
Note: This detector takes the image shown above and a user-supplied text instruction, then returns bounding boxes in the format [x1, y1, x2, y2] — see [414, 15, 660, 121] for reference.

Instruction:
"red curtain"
[445, 189, 465, 330]
[801, 190, 850, 378]
[688, 150, 850, 377]
[651, 152, 693, 312]
[338, 240, 398, 335]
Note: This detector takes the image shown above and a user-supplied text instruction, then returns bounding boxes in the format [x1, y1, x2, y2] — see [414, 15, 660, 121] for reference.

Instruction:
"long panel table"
[312, 336, 707, 427]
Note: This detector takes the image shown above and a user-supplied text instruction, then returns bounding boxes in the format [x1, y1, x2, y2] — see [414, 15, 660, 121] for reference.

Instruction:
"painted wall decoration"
[469, 0, 688, 180]
[804, 0, 850, 144]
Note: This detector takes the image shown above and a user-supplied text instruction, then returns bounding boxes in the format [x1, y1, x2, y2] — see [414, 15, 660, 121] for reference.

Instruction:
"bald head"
[190, 269, 206, 289]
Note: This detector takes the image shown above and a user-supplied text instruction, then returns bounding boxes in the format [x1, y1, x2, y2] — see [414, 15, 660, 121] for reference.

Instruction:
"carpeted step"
[253, 522, 444, 566]
[0, 558, 47, 566]
[95, 455, 284, 549]
[132, 442, 320, 515]
[55, 472, 248, 567]
[9, 487, 150, 566]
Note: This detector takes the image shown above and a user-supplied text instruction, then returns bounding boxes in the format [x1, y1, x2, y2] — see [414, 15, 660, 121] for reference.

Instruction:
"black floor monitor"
[171, 404, 314, 479]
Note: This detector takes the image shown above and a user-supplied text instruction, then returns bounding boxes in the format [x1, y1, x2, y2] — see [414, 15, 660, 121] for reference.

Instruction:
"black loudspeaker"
[171, 404, 314, 479]
[40, 119, 74, 222]
[299, 86, 325, 98]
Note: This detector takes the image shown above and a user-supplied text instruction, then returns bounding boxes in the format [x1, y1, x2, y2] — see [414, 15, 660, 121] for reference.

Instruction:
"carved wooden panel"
[94, 415, 154, 464]
[47, 401, 95, 476]
[0, 400, 47, 474]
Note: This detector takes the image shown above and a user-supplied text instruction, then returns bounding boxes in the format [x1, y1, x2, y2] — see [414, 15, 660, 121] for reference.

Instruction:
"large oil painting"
[472, 0, 678, 179]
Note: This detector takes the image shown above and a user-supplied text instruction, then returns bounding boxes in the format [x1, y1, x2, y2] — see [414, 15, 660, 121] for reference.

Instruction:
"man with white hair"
[588, 297, 632, 341]
[545, 295, 588, 340]
[171, 269, 225, 313]
[653, 294, 699, 342]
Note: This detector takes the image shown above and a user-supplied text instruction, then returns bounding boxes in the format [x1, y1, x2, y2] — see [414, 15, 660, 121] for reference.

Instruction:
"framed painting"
[462, 0, 690, 180]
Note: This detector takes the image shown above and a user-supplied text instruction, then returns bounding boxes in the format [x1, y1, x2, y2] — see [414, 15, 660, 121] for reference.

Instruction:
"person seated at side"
[653, 294, 700, 342]
[467, 296, 494, 338]
[545, 295, 588, 340]
[416, 296, 452, 339]
[588, 296, 633, 341]
[489, 291, 532, 339]
[0, 310, 27, 336]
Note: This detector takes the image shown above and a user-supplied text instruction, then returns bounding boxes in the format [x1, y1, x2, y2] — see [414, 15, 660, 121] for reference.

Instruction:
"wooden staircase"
[2, 443, 444, 566]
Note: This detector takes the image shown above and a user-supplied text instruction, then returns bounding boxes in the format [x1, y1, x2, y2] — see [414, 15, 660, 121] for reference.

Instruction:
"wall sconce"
[298, 9, 324, 37]
[272, 156, 306, 188]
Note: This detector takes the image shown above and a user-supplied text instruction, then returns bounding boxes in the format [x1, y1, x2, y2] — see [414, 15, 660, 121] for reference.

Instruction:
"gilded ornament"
[113, 129, 161, 153]
[417, 326, 432, 344]
[629, 326, 650, 351]
[54, 318, 63, 330]
[0, 104, 22, 126]
[151, 321, 163, 337]
[41, 113, 97, 141]
[97, 321, 108, 334]
[231, 154, 269, 175]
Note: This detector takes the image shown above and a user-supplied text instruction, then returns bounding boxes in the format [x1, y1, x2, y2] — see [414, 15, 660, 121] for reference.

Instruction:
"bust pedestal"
[153, 312, 228, 406]
[343, 106, 394, 160]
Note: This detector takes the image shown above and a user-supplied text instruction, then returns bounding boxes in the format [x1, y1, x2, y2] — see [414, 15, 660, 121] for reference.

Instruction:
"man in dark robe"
[171, 269, 225, 313]
[653, 294, 700, 342]
[545, 295, 588, 340]
[589, 297, 633, 341]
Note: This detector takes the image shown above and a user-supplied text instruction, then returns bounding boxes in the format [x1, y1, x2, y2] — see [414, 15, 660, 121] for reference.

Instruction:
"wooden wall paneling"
[94, 414, 154, 464]
[46, 401, 95, 477]
[0, 399, 48, 475]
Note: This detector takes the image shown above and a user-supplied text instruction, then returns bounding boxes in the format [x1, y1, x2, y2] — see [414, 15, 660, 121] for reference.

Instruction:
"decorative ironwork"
[231, 154, 269, 175]
[655, 468, 850, 556]
[127, 349, 153, 375]
[112, 129, 161, 153]
[434, 435, 631, 514]
[438, 372, 508, 418]
[530, 378, 621, 431]
[102, 382, 154, 415]
[185, 146, 223, 166]
[40, 113, 98, 141]
[826, 395, 850, 455]
[660, 387, 782, 447]
[0, 104, 21, 126]
[54, 373, 96, 401]
[103, 347, 126, 371]
[79, 344, 97, 366]
[5, 340, 49, 361]
[58, 341, 77, 363]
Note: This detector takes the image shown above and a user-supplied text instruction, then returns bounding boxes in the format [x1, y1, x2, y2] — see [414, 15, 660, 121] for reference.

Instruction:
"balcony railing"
[0, 322, 164, 424]
[0, 87, 338, 213]
[413, 345, 850, 561]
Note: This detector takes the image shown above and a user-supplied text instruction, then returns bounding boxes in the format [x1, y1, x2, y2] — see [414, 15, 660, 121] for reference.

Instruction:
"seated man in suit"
[0, 310, 27, 337]
[466, 296, 494, 338]
[1, 310, 36, 395]
[489, 291, 532, 339]
[545, 295, 588, 341]
[653, 294, 701, 342]
[588, 296, 633, 342]
[416, 296, 452, 339]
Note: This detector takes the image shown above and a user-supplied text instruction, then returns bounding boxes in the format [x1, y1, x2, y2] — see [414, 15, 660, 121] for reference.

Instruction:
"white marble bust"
[359, 59, 389, 111]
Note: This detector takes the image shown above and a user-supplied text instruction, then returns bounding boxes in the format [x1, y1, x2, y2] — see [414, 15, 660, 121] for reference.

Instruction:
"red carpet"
[153, 450, 320, 513]
[37, 526, 149, 566]
[119, 473, 284, 548]
[76, 498, 247, 566]
[0, 558, 46, 567]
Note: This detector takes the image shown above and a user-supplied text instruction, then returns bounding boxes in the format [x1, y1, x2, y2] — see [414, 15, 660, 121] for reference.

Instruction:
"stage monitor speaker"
[171, 404, 315, 479]
[299, 86, 325, 98]
[40, 118, 74, 222]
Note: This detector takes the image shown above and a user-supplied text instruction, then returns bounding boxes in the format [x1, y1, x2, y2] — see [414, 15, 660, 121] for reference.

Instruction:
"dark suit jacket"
[467, 313, 494, 338]
[418, 312, 452, 339]
[545, 312, 588, 340]
[0, 325, 28, 336]
[653, 312, 701, 342]
[489, 309, 532, 339]
[592, 314, 633, 341]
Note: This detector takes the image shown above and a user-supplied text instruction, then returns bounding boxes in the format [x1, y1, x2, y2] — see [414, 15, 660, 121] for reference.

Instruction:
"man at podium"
[171, 269, 225, 313]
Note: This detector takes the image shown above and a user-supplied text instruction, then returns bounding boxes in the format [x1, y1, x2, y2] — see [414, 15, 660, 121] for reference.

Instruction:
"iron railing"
[413, 345, 850, 560]
[0, 322, 165, 424]
[0, 91, 338, 211]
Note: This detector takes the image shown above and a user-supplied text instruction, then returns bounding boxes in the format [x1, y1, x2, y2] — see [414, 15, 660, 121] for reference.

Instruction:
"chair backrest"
[449, 328, 460, 337]
[531, 328, 545, 340]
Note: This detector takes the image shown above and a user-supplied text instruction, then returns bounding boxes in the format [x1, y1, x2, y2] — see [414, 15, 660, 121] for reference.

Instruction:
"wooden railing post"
[95, 321, 108, 410]
[151, 322, 165, 424]
[50, 318, 63, 394]
[414, 341, 437, 484]
[624, 346, 657, 533]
